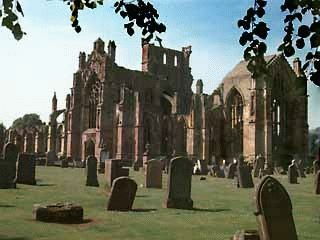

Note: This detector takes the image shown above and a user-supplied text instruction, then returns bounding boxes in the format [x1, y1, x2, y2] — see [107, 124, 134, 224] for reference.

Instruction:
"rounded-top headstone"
[107, 177, 137, 211]
[3, 143, 18, 163]
[255, 176, 297, 240]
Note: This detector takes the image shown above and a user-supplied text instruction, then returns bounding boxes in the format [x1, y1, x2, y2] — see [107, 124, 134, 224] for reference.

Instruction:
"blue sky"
[0, 0, 319, 128]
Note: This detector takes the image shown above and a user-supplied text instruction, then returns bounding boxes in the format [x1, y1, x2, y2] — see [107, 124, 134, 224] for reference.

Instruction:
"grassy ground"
[0, 166, 319, 240]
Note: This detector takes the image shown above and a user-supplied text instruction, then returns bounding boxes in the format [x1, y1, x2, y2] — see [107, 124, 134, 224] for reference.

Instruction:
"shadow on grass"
[135, 195, 149, 198]
[31, 218, 93, 225]
[35, 183, 56, 187]
[0, 204, 15, 208]
[132, 208, 157, 212]
[192, 208, 231, 213]
[64, 218, 93, 225]
[0, 236, 30, 240]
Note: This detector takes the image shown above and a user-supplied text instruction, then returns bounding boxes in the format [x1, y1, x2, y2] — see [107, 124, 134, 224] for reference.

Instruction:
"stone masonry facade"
[4, 38, 308, 169]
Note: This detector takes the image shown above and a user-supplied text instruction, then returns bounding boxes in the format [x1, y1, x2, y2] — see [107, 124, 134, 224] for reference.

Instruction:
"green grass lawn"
[0, 166, 319, 240]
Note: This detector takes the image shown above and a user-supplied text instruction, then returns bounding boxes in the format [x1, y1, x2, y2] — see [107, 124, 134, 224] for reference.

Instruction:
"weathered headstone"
[314, 170, 320, 194]
[255, 176, 298, 240]
[197, 159, 208, 175]
[99, 149, 109, 173]
[253, 154, 265, 178]
[288, 160, 299, 184]
[232, 230, 260, 240]
[259, 161, 272, 178]
[33, 203, 83, 223]
[222, 160, 228, 177]
[210, 164, 225, 178]
[61, 158, 68, 168]
[105, 159, 129, 187]
[193, 162, 201, 175]
[142, 143, 151, 170]
[16, 153, 36, 185]
[164, 156, 193, 209]
[227, 162, 237, 179]
[295, 159, 306, 178]
[86, 156, 99, 187]
[46, 151, 58, 166]
[313, 159, 320, 175]
[3, 143, 18, 182]
[0, 160, 16, 188]
[145, 159, 162, 188]
[236, 156, 254, 188]
[107, 177, 137, 211]
[274, 166, 286, 175]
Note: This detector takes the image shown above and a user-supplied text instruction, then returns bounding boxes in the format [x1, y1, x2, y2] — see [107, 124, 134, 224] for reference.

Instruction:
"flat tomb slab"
[33, 203, 83, 223]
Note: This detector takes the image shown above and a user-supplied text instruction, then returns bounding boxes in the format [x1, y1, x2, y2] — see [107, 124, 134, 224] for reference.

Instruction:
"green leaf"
[277, 43, 285, 52]
[16, 1, 24, 17]
[310, 33, 320, 48]
[2, 16, 14, 30]
[13, 23, 23, 40]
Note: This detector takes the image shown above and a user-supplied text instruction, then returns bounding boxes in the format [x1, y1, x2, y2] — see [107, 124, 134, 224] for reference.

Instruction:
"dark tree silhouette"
[1, 1, 320, 87]
[11, 114, 43, 130]
[239, 0, 320, 87]
[0, 0, 165, 42]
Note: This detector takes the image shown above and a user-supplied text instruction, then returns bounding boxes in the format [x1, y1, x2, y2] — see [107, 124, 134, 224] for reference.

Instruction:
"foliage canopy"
[239, 0, 320, 87]
[1, 0, 320, 86]
[11, 113, 43, 130]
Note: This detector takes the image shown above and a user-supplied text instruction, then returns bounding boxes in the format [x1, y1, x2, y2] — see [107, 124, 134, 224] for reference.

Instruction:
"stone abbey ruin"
[4, 38, 309, 170]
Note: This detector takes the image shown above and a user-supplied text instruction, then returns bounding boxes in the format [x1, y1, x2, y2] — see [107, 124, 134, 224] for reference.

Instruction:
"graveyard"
[1, 2, 320, 240]
[0, 165, 319, 240]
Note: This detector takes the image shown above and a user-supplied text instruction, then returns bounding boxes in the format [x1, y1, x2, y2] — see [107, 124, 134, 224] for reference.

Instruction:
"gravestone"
[259, 161, 272, 178]
[0, 160, 16, 188]
[46, 151, 58, 166]
[253, 154, 265, 177]
[164, 156, 193, 209]
[222, 160, 228, 177]
[3, 143, 18, 182]
[105, 159, 129, 187]
[295, 159, 306, 178]
[193, 162, 201, 175]
[288, 160, 299, 184]
[232, 230, 260, 240]
[145, 159, 162, 188]
[86, 156, 99, 187]
[274, 166, 286, 175]
[99, 149, 109, 173]
[236, 156, 254, 188]
[313, 159, 320, 175]
[210, 164, 225, 178]
[255, 176, 298, 240]
[16, 153, 36, 185]
[107, 177, 137, 211]
[197, 159, 208, 175]
[315, 171, 320, 194]
[227, 162, 237, 179]
[61, 158, 68, 168]
[142, 143, 151, 170]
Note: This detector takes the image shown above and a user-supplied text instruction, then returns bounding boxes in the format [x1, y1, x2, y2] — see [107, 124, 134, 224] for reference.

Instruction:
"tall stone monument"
[86, 156, 99, 187]
[164, 156, 193, 209]
[16, 153, 37, 185]
[288, 160, 299, 184]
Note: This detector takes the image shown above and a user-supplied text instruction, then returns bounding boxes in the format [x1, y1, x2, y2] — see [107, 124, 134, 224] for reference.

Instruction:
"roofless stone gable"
[207, 54, 308, 170]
